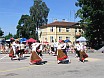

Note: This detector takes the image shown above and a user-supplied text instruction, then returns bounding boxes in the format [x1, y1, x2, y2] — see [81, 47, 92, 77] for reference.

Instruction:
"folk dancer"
[57, 40, 70, 64]
[79, 43, 88, 63]
[30, 42, 42, 65]
[9, 40, 16, 60]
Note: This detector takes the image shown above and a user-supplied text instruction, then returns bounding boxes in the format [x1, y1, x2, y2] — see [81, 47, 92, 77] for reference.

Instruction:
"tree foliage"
[16, 0, 49, 40]
[30, 0, 49, 40]
[16, 15, 31, 39]
[75, 0, 104, 49]
[0, 28, 4, 36]
[5, 32, 13, 40]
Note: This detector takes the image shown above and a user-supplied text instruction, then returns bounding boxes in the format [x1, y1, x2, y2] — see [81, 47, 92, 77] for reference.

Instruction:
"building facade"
[39, 21, 83, 43]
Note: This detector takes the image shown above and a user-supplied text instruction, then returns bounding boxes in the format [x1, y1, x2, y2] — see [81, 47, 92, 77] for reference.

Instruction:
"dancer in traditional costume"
[30, 42, 42, 65]
[9, 40, 16, 60]
[30, 51, 42, 65]
[57, 40, 70, 64]
[9, 39, 22, 61]
[9, 47, 16, 60]
[79, 43, 88, 63]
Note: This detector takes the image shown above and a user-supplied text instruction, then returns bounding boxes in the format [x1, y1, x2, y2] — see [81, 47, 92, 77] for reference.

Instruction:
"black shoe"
[11, 58, 13, 60]
[18, 58, 20, 61]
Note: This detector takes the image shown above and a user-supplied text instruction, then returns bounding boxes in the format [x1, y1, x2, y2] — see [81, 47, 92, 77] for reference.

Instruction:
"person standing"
[74, 41, 81, 58]
[65, 42, 70, 53]
[49, 40, 54, 55]
[15, 40, 21, 60]
[20, 42, 25, 58]
[53, 41, 58, 56]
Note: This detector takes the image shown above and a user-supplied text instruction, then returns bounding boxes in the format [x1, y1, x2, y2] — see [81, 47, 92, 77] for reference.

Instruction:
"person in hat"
[57, 40, 70, 64]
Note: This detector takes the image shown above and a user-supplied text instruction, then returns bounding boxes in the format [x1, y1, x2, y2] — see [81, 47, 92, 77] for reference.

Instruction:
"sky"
[0, 0, 80, 36]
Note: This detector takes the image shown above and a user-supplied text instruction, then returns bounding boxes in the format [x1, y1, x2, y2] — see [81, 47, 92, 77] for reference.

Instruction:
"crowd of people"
[0, 38, 88, 65]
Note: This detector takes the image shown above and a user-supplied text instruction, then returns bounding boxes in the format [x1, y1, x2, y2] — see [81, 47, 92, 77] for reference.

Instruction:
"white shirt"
[54, 42, 58, 47]
[20, 43, 25, 49]
[75, 43, 81, 51]
[80, 43, 86, 51]
[12, 42, 16, 46]
[32, 45, 37, 51]
[32, 43, 43, 51]
[57, 44, 62, 49]
[31, 43, 37, 51]
[16, 43, 20, 50]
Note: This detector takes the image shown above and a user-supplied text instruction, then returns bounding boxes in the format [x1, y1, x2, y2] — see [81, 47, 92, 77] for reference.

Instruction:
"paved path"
[0, 52, 104, 78]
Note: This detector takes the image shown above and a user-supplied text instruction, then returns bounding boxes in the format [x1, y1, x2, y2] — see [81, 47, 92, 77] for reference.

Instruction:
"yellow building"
[39, 21, 83, 43]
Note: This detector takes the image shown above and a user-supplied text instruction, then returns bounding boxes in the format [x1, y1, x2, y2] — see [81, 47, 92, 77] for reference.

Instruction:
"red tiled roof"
[47, 21, 77, 26]
[40, 21, 79, 28]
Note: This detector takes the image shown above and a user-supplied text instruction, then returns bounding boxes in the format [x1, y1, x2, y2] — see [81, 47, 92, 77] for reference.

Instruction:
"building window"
[50, 36, 53, 42]
[59, 36, 62, 40]
[50, 27, 53, 32]
[59, 27, 61, 32]
[66, 28, 70, 32]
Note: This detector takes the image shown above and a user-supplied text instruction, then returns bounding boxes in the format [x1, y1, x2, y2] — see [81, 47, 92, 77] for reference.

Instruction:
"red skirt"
[30, 51, 42, 64]
[80, 51, 88, 61]
[57, 49, 68, 61]
[9, 48, 15, 58]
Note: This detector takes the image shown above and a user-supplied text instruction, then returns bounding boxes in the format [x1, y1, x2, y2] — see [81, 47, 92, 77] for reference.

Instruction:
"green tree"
[5, 32, 13, 39]
[16, 0, 49, 40]
[16, 15, 31, 39]
[30, 0, 49, 40]
[0, 28, 4, 36]
[13, 34, 18, 39]
[75, 0, 104, 49]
